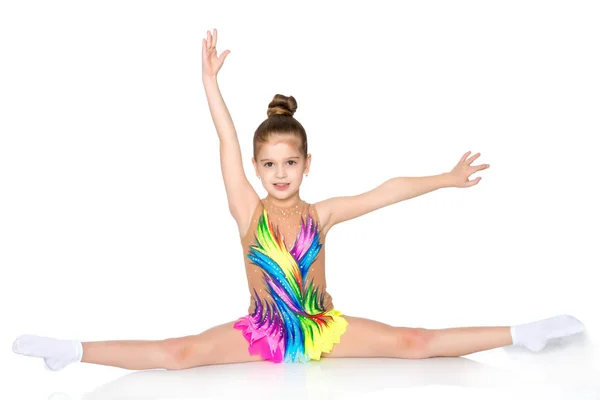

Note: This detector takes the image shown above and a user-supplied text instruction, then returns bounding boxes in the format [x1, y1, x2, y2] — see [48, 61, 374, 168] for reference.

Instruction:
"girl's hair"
[253, 94, 308, 161]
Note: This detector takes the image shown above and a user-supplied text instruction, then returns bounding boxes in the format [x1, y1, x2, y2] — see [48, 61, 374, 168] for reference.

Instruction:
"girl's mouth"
[274, 183, 290, 190]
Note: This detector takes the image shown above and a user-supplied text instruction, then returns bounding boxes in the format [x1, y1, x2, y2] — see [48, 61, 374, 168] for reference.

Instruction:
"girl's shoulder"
[310, 199, 332, 237]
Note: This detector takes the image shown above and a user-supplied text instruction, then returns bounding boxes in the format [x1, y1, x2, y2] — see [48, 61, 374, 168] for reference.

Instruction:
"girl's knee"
[394, 327, 434, 359]
[161, 335, 216, 370]
[159, 338, 187, 370]
[160, 337, 213, 370]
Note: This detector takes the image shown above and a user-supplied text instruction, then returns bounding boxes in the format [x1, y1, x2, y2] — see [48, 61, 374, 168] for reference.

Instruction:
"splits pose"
[12, 28, 586, 371]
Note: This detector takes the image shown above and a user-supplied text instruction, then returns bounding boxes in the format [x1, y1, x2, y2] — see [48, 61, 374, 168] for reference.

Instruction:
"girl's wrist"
[202, 74, 218, 85]
[441, 172, 457, 188]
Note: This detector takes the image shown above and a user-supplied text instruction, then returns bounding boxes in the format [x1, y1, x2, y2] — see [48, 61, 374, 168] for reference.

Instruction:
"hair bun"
[267, 94, 297, 118]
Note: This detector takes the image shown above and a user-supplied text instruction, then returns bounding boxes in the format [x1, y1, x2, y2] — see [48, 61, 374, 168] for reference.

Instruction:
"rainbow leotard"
[234, 198, 347, 363]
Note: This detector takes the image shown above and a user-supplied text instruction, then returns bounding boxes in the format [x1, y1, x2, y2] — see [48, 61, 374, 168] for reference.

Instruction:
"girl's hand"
[202, 28, 230, 80]
[448, 151, 490, 188]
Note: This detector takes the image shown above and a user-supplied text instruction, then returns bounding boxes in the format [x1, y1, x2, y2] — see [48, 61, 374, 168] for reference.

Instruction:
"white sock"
[12, 334, 83, 371]
[510, 314, 585, 352]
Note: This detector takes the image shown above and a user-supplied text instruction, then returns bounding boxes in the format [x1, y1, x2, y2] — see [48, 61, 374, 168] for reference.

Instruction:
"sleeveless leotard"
[233, 197, 348, 363]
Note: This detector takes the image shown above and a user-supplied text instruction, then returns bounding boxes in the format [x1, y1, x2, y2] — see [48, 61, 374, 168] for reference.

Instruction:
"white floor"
[6, 331, 598, 400]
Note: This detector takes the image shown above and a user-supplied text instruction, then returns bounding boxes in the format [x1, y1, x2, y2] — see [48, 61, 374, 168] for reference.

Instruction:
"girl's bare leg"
[81, 320, 263, 370]
[321, 316, 512, 359]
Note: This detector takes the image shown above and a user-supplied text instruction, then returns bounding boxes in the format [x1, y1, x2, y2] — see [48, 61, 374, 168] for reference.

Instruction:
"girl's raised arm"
[202, 29, 259, 234]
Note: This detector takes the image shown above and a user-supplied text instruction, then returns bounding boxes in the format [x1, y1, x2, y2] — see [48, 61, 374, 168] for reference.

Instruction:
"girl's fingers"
[466, 152, 481, 164]
[214, 28, 218, 48]
[220, 50, 230, 64]
[207, 30, 212, 49]
[203, 38, 211, 64]
[459, 151, 471, 163]
[467, 177, 481, 186]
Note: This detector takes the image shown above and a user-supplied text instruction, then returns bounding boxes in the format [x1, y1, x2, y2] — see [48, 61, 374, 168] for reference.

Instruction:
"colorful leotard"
[234, 197, 348, 363]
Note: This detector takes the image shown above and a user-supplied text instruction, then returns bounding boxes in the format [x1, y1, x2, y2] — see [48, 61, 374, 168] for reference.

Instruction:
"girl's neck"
[264, 194, 303, 209]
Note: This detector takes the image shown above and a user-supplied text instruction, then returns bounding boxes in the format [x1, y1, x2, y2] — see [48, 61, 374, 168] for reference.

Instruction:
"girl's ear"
[304, 153, 312, 172]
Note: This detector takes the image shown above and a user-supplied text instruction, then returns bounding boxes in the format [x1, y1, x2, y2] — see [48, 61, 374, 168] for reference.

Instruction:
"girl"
[12, 28, 586, 371]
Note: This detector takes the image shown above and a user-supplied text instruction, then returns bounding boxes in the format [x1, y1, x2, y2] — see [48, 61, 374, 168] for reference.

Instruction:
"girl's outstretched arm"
[315, 151, 490, 231]
[202, 29, 259, 231]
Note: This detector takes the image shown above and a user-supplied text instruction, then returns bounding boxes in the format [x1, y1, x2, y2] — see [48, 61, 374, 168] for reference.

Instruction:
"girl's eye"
[263, 161, 296, 167]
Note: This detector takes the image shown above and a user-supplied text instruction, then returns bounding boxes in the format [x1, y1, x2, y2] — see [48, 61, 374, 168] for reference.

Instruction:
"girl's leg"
[81, 320, 263, 370]
[321, 315, 513, 359]
[323, 314, 585, 359]
[14, 320, 263, 371]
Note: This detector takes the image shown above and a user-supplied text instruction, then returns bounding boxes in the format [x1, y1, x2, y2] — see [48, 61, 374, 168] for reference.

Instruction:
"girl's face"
[253, 137, 311, 199]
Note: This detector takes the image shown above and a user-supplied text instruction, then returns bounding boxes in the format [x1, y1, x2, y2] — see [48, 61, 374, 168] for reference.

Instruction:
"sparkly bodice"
[261, 198, 308, 252]
[240, 197, 334, 316]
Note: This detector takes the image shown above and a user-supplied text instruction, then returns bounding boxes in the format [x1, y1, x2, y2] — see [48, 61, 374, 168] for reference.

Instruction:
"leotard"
[233, 197, 348, 363]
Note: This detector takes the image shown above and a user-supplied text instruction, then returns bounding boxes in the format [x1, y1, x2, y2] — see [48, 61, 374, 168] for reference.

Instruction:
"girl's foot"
[510, 314, 585, 352]
[13, 334, 83, 371]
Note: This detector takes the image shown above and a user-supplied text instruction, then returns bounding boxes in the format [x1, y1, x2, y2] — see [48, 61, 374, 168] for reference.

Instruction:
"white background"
[1, 1, 599, 399]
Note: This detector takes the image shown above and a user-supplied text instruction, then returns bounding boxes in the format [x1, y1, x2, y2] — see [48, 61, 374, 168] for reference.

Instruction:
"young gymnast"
[13, 28, 586, 371]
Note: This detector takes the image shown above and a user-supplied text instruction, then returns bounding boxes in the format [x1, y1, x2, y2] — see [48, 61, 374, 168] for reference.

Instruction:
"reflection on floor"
[44, 331, 598, 400]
